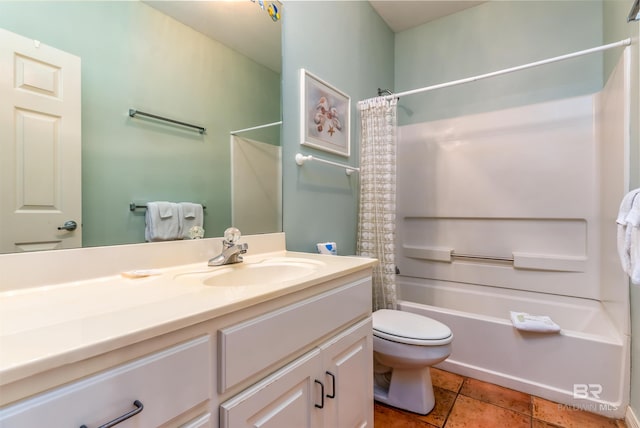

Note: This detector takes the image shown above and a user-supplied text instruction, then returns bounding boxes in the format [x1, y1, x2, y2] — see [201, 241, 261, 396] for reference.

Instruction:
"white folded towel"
[158, 202, 174, 219]
[178, 202, 204, 239]
[627, 196, 640, 228]
[631, 228, 640, 285]
[145, 202, 181, 241]
[510, 311, 560, 333]
[617, 196, 633, 275]
[617, 223, 632, 275]
[616, 189, 640, 225]
[617, 189, 640, 281]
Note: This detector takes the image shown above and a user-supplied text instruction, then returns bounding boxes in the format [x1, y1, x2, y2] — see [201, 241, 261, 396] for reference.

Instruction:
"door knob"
[57, 220, 78, 231]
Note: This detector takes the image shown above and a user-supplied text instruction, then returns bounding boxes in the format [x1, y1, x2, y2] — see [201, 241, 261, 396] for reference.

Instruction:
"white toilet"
[372, 309, 453, 415]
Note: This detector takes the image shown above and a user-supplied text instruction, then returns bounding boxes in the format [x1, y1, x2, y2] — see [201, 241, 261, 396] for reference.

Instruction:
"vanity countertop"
[0, 242, 376, 393]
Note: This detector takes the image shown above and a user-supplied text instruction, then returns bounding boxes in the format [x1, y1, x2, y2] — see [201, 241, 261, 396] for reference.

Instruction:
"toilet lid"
[372, 309, 453, 346]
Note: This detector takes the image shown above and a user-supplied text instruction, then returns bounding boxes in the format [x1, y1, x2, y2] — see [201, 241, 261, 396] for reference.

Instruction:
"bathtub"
[397, 276, 630, 418]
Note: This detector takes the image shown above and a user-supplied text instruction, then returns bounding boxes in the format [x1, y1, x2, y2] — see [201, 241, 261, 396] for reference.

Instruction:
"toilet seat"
[373, 309, 453, 346]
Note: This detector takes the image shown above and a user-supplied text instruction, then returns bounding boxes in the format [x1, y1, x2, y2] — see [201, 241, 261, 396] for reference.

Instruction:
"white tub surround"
[395, 51, 631, 418]
[0, 232, 376, 427]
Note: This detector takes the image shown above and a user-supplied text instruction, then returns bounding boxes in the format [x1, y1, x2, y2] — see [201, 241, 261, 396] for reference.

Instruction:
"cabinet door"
[220, 349, 323, 428]
[320, 318, 373, 428]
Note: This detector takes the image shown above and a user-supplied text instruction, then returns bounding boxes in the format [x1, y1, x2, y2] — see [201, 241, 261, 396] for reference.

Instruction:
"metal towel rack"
[401, 245, 587, 273]
[130, 202, 207, 211]
[451, 252, 513, 262]
[295, 153, 359, 176]
[128, 109, 206, 134]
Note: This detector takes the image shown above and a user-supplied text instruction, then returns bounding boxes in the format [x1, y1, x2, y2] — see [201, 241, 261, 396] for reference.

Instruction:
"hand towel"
[616, 189, 640, 275]
[616, 189, 640, 225]
[626, 193, 640, 282]
[158, 202, 174, 219]
[178, 202, 204, 239]
[626, 192, 640, 227]
[509, 311, 560, 333]
[145, 202, 181, 241]
[630, 226, 640, 285]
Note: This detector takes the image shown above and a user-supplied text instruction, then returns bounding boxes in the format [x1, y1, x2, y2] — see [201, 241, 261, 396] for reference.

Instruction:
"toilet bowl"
[372, 309, 453, 415]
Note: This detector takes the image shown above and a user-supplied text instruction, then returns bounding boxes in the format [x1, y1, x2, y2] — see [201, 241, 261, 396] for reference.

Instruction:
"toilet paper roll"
[317, 242, 337, 255]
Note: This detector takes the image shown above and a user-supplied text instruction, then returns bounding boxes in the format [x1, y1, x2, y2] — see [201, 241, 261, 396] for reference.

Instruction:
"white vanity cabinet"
[220, 319, 372, 428]
[0, 336, 212, 428]
[219, 277, 373, 428]
[0, 249, 374, 428]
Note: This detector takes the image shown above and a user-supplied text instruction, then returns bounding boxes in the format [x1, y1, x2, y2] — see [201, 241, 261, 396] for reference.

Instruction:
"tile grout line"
[440, 379, 462, 428]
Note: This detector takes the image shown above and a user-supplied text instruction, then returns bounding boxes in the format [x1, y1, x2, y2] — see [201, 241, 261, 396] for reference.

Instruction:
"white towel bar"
[401, 245, 586, 272]
[295, 153, 359, 176]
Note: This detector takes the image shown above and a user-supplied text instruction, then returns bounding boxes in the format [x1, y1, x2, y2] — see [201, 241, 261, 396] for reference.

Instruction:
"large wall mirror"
[0, 0, 282, 254]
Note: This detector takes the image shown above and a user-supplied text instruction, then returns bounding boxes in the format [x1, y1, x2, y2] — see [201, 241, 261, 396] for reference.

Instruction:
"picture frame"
[300, 69, 351, 157]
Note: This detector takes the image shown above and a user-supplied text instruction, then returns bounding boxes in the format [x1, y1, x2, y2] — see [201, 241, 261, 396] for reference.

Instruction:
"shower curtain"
[356, 97, 398, 311]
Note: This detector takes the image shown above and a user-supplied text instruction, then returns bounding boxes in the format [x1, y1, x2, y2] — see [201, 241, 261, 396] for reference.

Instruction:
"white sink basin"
[175, 257, 325, 287]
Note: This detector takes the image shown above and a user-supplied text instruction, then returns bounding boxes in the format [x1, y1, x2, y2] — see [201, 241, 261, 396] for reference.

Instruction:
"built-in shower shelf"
[511, 252, 586, 272]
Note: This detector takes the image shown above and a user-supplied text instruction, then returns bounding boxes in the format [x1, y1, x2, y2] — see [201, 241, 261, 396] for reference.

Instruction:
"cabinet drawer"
[0, 336, 211, 428]
[219, 277, 371, 393]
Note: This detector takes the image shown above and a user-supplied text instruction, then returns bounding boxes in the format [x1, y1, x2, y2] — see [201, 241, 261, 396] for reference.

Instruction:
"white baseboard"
[627, 406, 640, 428]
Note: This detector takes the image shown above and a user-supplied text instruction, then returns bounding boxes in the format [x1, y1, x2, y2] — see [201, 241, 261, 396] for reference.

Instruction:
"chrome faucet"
[208, 227, 248, 266]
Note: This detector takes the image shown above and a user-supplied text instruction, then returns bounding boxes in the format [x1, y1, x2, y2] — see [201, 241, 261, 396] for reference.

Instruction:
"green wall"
[0, 1, 281, 247]
[394, 1, 603, 125]
[281, 1, 394, 254]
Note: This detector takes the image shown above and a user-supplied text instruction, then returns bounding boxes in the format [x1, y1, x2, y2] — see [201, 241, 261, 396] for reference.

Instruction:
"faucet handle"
[223, 227, 241, 245]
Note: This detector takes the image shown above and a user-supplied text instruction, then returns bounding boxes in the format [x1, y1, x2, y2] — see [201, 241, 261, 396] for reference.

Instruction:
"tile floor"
[374, 368, 628, 428]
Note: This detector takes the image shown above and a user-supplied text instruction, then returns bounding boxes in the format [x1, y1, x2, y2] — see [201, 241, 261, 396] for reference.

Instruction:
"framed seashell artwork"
[300, 68, 351, 157]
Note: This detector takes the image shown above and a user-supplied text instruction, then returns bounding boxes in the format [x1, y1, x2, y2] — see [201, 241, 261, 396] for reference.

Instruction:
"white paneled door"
[0, 27, 81, 253]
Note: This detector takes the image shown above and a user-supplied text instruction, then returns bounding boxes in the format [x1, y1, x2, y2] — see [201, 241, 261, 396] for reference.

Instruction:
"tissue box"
[316, 242, 337, 255]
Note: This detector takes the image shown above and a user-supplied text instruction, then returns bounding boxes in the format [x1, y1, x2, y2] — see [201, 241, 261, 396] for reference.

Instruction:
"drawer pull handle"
[80, 399, 144, 428]
[314, 380, 325, 409]
[326, 371, 336, 399]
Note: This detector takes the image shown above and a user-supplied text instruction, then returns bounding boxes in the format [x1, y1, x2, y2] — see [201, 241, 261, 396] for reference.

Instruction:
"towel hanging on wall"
[145, 202, 181, 242]
[617, 188, 640, 284]
[179, 202, 204, 239]
[144, 202, 204, 241]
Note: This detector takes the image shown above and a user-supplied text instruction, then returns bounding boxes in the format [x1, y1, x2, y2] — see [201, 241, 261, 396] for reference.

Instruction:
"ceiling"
[144, 1, 484, 74]
[369, 1, 485, 32]
[144, 1, 282, 73]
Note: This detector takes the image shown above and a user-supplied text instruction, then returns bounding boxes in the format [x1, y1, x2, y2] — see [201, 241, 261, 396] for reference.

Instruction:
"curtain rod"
[230, 121, 282, 135]
[386, 38, 632, 100]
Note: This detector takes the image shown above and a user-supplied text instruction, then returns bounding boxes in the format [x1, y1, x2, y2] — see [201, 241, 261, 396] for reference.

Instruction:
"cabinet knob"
[80, 399, 143, 428]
